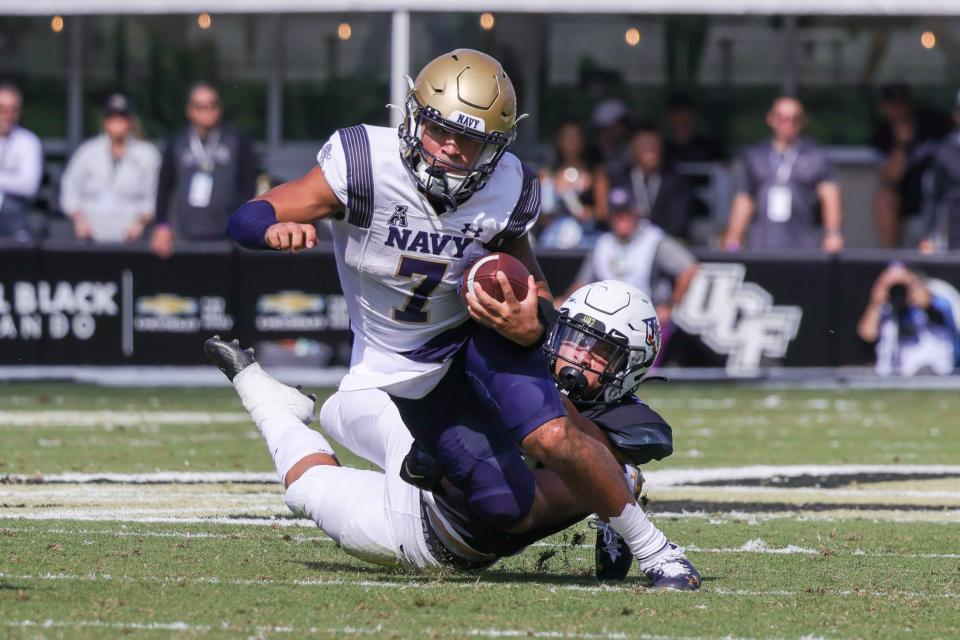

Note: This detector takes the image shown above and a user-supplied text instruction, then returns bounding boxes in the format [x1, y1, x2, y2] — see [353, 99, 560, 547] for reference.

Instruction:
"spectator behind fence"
[663, 94, 727, 166]
[151, 82, 257, 258]
[722, 97, 843, 253]
[0, 83, 42, 241]
[537, 121, 609, 249]
[613, 127, 691, 241]
[564, 187, 698, 331]
[921, 89, 960, 252]
[60, 94, 160, 243]
[590, 98, 632, 179]
[857, 262, 959, 376]
[871, 83, 952, 249]
[664, 94, 727, 245]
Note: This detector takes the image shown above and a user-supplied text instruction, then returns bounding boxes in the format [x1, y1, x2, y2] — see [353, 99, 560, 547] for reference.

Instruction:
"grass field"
[2, 383, 959, 639]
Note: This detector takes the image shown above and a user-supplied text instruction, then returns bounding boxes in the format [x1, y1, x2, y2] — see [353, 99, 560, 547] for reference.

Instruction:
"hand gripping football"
[460, 252, 531, 304]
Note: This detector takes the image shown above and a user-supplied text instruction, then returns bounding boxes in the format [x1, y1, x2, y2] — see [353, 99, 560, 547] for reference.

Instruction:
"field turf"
[1, 383, 958, 639]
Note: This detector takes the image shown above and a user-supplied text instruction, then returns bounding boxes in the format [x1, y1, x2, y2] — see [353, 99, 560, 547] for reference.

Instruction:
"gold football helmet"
[399, 49, 521, 210]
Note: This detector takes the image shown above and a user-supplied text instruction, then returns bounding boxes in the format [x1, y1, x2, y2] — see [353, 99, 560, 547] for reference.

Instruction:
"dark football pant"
[391, 325, 567, 530]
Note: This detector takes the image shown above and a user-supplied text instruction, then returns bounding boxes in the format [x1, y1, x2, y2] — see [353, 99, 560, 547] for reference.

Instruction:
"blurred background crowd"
[2, 10, 960, 374]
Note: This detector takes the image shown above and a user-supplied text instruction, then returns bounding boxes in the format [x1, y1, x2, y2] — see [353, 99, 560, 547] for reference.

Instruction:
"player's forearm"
[259, 166, 344, 224]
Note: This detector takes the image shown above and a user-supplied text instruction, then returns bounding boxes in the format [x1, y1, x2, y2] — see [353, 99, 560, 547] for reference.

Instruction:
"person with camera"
[857, 263, 959, 376]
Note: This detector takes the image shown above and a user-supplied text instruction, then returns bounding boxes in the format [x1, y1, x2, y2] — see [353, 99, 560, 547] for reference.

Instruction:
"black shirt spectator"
[925, 92, 960, 250]
[871, 83, 952, 248]
[612, 128, 691, 240]
[663, 94, 727, 167]
[151, 83, 257, 257]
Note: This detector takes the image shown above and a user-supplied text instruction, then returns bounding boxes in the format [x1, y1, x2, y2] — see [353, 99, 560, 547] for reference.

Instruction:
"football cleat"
[641, 543, 702, 591]
[204, 335, 255, 381]
[204, 335, 316, 424]
[592, 519, 633, 581]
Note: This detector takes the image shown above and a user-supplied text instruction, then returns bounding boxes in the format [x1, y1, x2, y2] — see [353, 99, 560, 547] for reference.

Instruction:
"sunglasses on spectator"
[189, 101, 221, 111]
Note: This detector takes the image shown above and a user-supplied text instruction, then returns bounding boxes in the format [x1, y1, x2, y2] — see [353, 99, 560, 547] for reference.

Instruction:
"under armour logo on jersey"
[461, 223, 483, 238]
[388, 205, 409, 228]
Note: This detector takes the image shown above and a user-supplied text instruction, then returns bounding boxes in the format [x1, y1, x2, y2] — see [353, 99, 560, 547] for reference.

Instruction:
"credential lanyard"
[771, 145, 799, 185]
[188, 128, 220, 173]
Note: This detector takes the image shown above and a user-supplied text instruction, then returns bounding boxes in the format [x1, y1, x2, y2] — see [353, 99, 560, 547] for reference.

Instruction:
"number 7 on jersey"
[392, 256, 450, 324]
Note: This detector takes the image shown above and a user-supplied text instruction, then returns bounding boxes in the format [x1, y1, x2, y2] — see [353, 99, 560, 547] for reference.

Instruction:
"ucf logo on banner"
[674, 263, 802, 376]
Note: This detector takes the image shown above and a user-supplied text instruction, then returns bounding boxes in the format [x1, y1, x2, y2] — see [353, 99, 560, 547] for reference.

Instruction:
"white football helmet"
[545, 280, 661, 404]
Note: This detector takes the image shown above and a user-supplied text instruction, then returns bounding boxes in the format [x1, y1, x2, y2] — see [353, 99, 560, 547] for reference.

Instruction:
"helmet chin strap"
[418, 163, 460, 212]
[557, 366, 589, 400]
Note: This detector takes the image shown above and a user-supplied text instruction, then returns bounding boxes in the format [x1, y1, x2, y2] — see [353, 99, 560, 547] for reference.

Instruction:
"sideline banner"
[2, 244, 957, 368]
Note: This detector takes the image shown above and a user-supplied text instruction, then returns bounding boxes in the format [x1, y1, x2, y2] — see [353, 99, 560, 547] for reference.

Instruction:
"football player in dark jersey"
[205, 280, 700, 588]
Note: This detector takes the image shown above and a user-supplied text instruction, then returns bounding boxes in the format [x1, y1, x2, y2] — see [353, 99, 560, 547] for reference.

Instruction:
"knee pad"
[466, 453, 535, 530]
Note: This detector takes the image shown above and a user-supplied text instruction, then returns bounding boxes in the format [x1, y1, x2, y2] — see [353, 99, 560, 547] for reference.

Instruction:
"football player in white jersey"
[227, 50, 684, 575]
[204, 281, 701, 588]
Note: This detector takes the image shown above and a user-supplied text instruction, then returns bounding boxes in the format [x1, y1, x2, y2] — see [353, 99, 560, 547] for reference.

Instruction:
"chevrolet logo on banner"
[257, 291, 324, 315]
[136, 294, 198, 317]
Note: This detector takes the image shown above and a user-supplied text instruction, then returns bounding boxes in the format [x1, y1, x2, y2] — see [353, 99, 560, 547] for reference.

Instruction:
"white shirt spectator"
[60, 135, 161, 242]
[0, 125, 42, 202]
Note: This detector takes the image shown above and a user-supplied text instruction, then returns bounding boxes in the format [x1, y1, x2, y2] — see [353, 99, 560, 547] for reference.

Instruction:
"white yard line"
[5, 464, 960, 486]
[2, 526, 957, 559]
[1, 471, 277, 483]
[0, 525, 331, 542]
[0, 571, 955, 599]
[0, 410, 251, 427]
[655, 486, 960, 500]
[643, 465, 960, 488]
[4, 620, 750, 640]
[0, 514, 314, 527]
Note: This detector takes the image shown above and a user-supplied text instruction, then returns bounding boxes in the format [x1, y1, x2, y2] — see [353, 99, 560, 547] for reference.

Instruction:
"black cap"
[608, 186, 636, 214]
[104, 93, 134, 117]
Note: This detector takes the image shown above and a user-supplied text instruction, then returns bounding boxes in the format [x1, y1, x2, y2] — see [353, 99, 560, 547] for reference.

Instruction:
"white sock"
[233, 363, 334, 482]
[234, 363, 315, 424]
[607, 502, 668, 570]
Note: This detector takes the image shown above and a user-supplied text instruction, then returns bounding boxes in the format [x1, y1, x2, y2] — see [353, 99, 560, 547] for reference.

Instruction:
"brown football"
[460, 252, 531, 305]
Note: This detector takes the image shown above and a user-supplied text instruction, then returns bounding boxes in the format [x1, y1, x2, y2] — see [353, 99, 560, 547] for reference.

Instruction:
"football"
[460, 252, 532, 304]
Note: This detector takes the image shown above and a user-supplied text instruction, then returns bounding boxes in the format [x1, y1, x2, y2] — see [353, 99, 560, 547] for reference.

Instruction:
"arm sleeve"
[483, 161, 541, 249]
[317, 132, 349, 207]
[507, 162, 542, 240]
[0, 131, 42, 198]
[154, 136, 177, 225]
